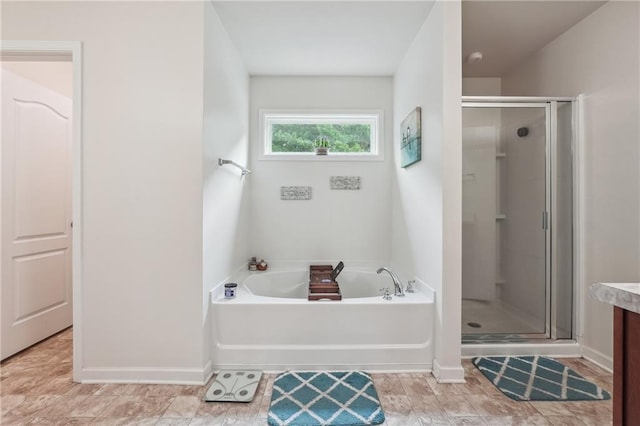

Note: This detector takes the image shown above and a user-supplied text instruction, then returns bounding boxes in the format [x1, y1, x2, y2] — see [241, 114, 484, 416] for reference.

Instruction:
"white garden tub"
[210, 268, 434, 371]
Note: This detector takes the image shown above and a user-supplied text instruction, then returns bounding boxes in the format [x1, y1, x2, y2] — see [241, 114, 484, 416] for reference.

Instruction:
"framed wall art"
[400, 107, 421, 168]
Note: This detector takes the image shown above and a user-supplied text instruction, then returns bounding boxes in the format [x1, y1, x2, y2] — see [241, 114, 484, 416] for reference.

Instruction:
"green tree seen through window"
[272, 123, 371, 153]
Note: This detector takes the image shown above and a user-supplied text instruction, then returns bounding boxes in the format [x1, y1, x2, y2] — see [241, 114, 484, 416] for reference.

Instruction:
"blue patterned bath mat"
[473, 355, 611, 401]
[268, 371, 385, 426]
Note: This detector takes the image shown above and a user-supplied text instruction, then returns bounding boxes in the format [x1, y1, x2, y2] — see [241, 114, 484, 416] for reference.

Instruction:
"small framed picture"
[400, 107, 421, 168]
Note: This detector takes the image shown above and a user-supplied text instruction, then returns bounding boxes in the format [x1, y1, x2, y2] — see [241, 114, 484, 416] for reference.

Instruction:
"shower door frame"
[462, 96, 576, 341]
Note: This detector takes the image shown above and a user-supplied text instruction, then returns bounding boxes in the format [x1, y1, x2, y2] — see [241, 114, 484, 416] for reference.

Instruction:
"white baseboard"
[80, 364, 212, 385]
[212, 362, 432, 373]
[432, 359, 465, 383]
[581, 345, 613, 373]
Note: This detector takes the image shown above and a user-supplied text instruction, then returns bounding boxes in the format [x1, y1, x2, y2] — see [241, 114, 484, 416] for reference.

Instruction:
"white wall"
[462, 77, 501, 97]
[249, 76, 393, 265]
[392, 0, 463, 382]
[1, 61, 72, 98]
[2, 2, 208, 382]
[202, 3, 250, 370]
[502, 1, 640, 367]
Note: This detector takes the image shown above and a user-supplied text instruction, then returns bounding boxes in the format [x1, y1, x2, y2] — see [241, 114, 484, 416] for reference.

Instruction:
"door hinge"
[542, 211, 549, 230]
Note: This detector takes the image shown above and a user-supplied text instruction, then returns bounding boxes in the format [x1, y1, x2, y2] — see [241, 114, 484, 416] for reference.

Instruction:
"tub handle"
[406, 280, 416, 293]
[379, 288, 392, 301]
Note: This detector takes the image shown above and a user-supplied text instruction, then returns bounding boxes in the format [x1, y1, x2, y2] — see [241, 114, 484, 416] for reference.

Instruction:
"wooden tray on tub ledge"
[308, 265, 342, 301]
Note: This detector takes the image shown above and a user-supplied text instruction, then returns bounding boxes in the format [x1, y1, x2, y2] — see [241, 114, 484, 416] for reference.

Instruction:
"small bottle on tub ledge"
[224, 282, 237, 299]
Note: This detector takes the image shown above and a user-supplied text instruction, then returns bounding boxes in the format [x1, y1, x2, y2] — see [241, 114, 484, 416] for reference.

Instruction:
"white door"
[462, 126, 497, 301]
[1, 68, 73, 360]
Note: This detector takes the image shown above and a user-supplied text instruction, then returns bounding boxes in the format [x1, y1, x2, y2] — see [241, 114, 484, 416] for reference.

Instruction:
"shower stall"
[461, 97, 577, 345]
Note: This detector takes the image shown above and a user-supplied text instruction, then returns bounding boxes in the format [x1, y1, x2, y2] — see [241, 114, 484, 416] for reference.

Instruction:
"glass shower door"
[462, 103, 550, 340]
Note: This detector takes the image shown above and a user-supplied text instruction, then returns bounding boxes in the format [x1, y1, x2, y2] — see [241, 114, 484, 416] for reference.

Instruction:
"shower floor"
[462, 298, 543, 341]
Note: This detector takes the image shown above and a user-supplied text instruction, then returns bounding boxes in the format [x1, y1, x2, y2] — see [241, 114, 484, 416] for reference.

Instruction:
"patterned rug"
[267, 371, 385, 426]
[473, 355, 611, 401]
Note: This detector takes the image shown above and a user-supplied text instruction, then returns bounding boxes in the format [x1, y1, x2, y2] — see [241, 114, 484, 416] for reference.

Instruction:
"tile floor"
[1, 328, 613, 425]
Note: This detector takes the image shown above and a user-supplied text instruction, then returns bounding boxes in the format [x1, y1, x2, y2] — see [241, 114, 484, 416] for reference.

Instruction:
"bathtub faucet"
[376, 267, 405, 297]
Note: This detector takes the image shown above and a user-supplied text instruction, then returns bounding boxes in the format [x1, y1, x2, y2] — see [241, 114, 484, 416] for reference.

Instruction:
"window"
[260, 110, 383, 161]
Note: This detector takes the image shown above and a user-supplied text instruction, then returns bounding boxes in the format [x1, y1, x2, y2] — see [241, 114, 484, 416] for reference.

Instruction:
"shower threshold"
[462, 333, 530, 344]
[462, 337, 581, 359]
[462, 333, 574, 344]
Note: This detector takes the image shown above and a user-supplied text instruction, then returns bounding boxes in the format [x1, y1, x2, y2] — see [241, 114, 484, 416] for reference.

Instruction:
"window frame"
[258, 109, 384, 161]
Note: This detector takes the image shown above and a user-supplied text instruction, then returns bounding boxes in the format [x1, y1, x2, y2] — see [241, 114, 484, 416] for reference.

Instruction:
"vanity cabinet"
[590, 282, 640, 426]
[614, 306, 640, 426]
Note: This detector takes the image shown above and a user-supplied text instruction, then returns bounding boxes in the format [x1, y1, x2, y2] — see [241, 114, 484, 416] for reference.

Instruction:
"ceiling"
[462, 0, 606, 77]
[212, 1, 435, 76]
[213, 0, 607, 78]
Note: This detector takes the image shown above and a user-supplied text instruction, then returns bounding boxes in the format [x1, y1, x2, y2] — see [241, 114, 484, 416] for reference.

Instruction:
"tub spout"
[376, 267, 404, 297]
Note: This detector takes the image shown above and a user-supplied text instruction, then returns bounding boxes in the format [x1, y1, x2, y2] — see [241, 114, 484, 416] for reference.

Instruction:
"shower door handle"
[542, 211, 549, 230]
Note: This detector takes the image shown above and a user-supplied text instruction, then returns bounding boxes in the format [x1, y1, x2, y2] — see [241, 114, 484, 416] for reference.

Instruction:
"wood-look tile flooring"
[1, 328, 613, 425]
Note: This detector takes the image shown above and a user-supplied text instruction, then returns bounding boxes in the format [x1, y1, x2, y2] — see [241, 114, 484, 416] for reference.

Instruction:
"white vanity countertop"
[590, 282, 640, 314]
